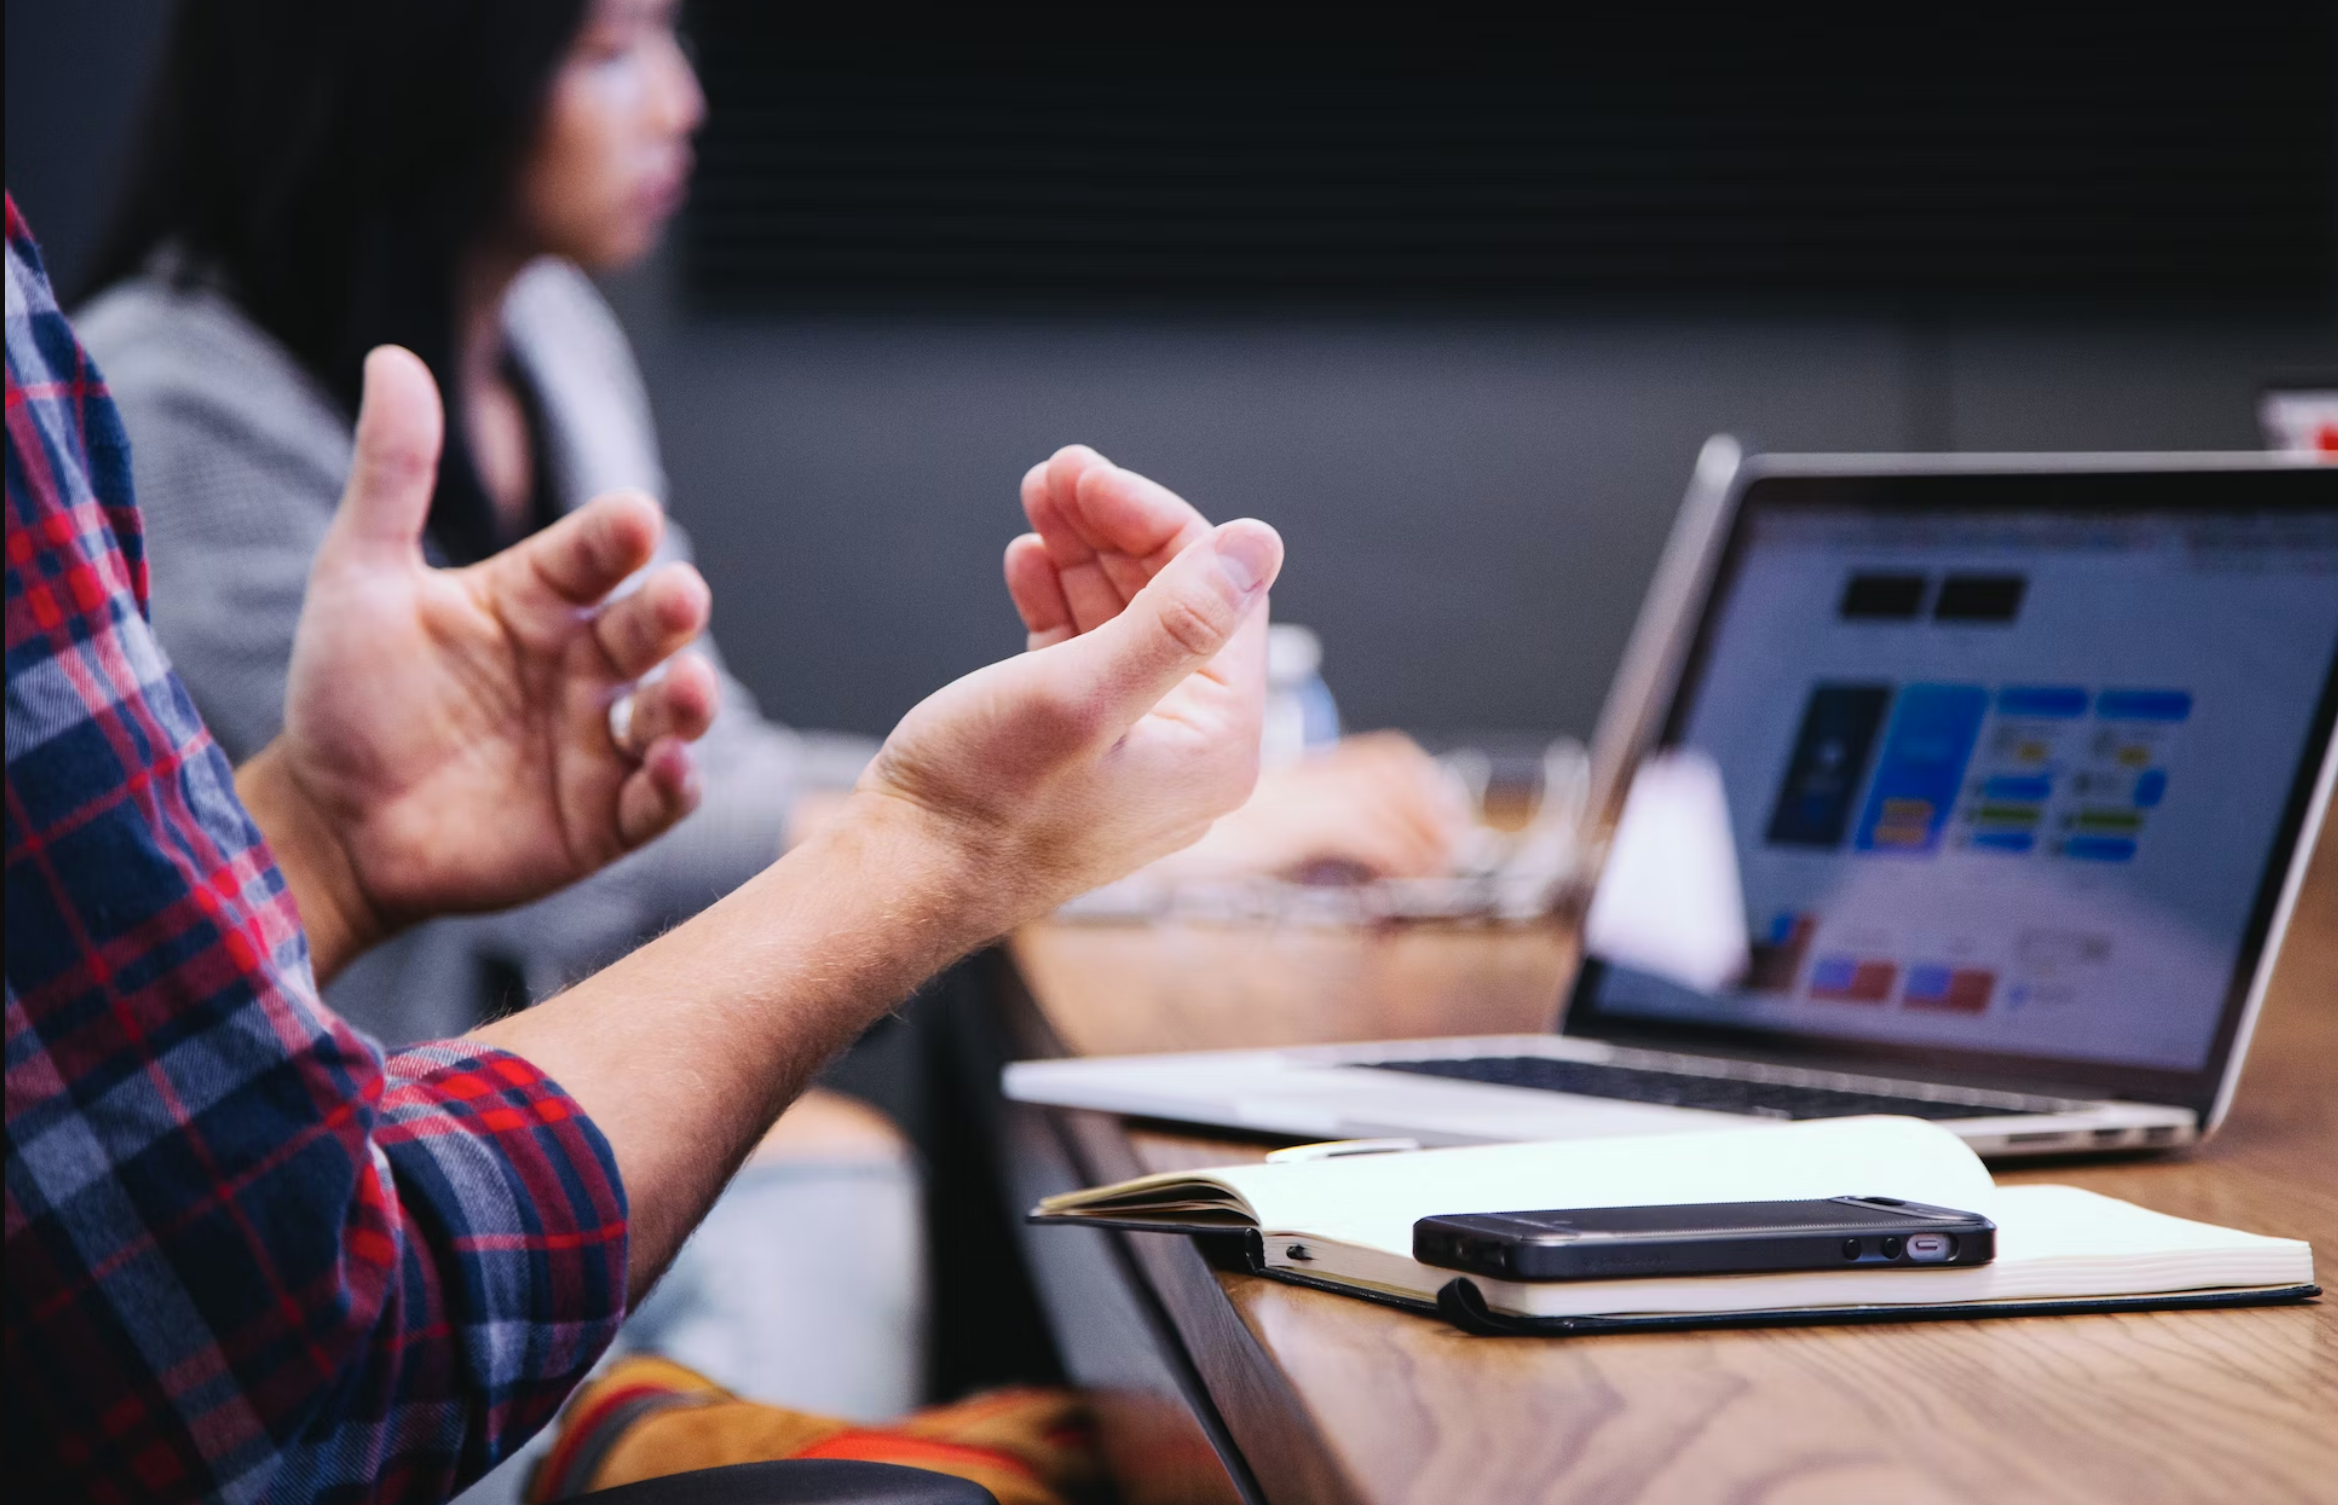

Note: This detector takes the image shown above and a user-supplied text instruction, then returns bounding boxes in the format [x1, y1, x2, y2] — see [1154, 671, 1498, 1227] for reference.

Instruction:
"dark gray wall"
[13, 1, 2333, 742]
[605, 255, 2330, 740]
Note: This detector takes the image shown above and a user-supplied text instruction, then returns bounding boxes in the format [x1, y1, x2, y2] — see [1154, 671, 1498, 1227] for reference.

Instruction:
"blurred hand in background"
[1151, 730, 1471, 883]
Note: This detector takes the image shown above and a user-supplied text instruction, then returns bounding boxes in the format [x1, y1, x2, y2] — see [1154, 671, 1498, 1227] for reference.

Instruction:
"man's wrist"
[235, 742, 387, 982]
[817, 788, 1018, 964]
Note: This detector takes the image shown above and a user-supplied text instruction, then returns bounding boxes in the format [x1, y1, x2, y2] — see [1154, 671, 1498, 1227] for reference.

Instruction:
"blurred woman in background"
[77, 0, 1463, 1467]
[81, 0, 806, 1047]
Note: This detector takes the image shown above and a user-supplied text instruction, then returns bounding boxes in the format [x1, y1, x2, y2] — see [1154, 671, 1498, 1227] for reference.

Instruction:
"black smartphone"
[1413, 1196, 1996, 1281]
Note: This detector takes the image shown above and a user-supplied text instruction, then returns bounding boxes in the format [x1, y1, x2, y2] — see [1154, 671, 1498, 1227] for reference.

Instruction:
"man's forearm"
[471, 793, 992, 1296]
[472, 507, 1282, 1299]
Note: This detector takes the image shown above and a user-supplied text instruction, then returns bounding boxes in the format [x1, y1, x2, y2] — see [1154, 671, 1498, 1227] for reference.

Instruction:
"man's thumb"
[1054, 519, 1282, 722]
[327, 346, 443, 560]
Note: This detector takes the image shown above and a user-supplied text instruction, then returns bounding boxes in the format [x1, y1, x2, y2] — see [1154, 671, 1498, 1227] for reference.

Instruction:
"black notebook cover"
[1262, 1261, 2321, 1337]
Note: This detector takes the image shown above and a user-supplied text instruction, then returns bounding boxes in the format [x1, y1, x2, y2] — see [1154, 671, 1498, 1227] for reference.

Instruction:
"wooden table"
[991, 829, 2338, 1505]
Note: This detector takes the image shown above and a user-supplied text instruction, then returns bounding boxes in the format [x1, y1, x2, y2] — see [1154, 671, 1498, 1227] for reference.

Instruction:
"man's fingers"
[1026, 445, 1205, 566]
[614, 654, 719, 756]
[1021, 446, 1216, 634]
[593, 562, 711, 677]
[1022, 445, 1115, 556]
[1072, 463, 1211, 601]
[326, 346, 443, 561]
[1049, 520, 1283, 733]
[616, 736, 702, 847]
[515, 490, 668, 606]
[1004, 534, 1076, 649]
[1027, 449, 1134, 633]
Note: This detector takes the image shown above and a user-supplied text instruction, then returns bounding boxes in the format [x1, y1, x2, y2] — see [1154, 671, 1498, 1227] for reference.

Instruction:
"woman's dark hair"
[86, 0, 590, 563]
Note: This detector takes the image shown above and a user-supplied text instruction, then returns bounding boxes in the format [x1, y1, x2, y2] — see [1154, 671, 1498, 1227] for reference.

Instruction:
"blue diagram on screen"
[2048, 688, 2192, 863]
[1852, 684, 1988, 853]
[1765, 685, 1894, 847]
[1961, 685, 2090, 854]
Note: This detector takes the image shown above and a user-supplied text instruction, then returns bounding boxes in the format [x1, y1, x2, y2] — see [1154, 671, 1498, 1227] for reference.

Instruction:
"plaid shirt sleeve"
[4, 196, 629, 1503]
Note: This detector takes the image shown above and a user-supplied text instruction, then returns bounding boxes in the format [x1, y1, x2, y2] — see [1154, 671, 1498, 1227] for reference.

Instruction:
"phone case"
[1413, 1197, 1997, 1281]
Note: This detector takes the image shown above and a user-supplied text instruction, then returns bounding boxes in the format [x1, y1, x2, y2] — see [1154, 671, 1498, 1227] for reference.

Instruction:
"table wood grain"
[1008, 827, 2338, 1505]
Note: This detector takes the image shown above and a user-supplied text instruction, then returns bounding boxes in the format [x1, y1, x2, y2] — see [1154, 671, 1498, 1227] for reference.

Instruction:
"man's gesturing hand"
[998, 445, 1468, 884]
[239, 346, 717, 979]
[857, 489, 1282, 935]
[474, 453, 1276, 1281]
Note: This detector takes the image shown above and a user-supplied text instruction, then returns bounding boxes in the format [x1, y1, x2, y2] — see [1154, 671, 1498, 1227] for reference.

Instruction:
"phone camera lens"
[1842, 1238, 1862, 1261]
[1881, 1236, 1905, 1260]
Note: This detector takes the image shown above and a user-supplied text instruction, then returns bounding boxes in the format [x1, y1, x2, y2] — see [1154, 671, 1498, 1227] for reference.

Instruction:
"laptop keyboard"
[1362, 1055, 2079, 1122]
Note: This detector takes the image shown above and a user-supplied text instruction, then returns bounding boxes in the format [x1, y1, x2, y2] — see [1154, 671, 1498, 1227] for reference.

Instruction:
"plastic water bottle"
[1263, 624, 1341, 768]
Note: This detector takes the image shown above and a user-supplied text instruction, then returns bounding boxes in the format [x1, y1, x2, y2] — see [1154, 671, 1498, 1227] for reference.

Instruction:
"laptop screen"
[1574, 468, 2338, 1102]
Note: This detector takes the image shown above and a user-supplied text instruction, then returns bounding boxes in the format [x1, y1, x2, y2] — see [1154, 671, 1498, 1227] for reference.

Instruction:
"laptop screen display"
[1588, 492, 2338, 1079]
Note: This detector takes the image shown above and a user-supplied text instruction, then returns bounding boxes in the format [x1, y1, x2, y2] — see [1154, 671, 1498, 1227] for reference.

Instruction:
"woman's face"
[515, 0, 704, 270]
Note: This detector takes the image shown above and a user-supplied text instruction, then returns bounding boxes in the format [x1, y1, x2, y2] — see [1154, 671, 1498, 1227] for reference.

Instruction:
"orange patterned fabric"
[529, 1356, 1100, 1505]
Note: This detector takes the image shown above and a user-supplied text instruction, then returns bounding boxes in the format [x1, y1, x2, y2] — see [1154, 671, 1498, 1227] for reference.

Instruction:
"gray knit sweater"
[77, 259, 873, 1043]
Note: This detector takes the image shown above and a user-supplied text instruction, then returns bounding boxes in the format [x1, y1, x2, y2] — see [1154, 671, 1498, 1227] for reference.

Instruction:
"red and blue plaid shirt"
[4, 196, 629, 1501]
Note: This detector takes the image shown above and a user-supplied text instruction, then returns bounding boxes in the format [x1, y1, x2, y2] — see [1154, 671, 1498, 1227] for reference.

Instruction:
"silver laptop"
[1006, 450, 2338, 1158]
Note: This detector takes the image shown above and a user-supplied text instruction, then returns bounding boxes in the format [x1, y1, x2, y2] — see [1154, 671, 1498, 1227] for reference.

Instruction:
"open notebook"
[1030, 1118, 2318, 1335]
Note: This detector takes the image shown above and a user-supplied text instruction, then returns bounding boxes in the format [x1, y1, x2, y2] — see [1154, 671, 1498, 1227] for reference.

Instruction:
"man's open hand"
[241, 347, 717, 976]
